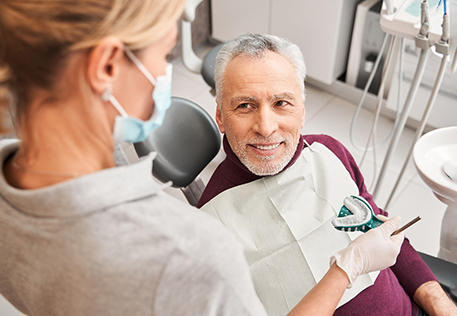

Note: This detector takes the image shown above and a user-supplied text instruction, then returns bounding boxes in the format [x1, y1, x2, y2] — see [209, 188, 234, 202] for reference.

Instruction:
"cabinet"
[211, 0, 363, 85]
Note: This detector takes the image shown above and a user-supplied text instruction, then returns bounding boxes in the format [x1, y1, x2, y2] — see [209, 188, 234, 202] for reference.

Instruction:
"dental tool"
[391, 215, 422, 236]
[332, 195, 384, 232]
[333, 195, 422, 236]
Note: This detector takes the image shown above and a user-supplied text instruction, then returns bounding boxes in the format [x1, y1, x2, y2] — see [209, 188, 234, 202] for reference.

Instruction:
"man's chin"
[250, 168, 281, 177]
[242, 158, 286, 176]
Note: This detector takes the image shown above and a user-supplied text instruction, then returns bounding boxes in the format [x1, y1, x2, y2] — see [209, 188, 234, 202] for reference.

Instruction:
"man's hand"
[414, 280, 457, 315]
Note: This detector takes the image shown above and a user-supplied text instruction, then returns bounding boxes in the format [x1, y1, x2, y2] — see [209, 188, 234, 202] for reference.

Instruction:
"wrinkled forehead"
[222, 52, 303, 104]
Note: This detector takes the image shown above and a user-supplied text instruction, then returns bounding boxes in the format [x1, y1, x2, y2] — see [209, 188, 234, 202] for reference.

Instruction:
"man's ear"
[301, 105, 306, 128]
[87, 37, 125, 94]
[215, 104, 226, 134]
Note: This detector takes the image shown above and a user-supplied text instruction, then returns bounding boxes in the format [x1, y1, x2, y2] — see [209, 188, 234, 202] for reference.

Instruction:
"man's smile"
[250, 142, 282, 151]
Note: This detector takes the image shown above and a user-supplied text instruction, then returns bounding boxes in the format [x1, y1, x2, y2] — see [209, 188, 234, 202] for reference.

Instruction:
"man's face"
[216, 51, 306, 176]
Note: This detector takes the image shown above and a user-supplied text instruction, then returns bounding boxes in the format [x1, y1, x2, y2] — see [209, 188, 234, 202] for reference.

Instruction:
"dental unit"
[349, 0, 457, 263]
[349, 0, 455, 205]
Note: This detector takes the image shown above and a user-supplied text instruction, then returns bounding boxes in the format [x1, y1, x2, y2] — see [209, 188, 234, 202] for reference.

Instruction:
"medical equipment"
[391, 215, 422, 235]
[333, 195, 421, 235]
[444, 159, 457, 180]
[181, 0, 222, 93]
[350, 0, 455, 208]
[332, 195, 384, 232]
[381, 0, 453, 207]
[134, 97, 221, 206]
[413, 126, 457, 264]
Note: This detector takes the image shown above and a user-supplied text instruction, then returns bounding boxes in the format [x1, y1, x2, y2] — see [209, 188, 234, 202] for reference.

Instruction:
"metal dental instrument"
[391, 216, 422, 236]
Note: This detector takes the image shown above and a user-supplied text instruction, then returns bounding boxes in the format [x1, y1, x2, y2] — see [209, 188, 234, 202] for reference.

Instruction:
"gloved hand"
[330, 215, 404, 286]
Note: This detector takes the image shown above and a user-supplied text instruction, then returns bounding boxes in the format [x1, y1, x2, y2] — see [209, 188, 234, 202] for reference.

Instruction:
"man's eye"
[237, 103, 251, 109]
[275, 100, 288, 107]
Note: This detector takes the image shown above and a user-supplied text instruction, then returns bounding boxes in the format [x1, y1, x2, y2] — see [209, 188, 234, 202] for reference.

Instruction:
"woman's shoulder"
[147, 194, 264, 315]
[124, 191, 245, 256]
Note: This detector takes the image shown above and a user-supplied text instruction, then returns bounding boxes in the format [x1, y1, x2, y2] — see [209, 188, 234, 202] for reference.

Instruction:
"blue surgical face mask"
[103, 47, 173, 144]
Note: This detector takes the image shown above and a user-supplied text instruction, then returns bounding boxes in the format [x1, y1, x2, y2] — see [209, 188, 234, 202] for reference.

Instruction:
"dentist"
[0, 1, 403, 315]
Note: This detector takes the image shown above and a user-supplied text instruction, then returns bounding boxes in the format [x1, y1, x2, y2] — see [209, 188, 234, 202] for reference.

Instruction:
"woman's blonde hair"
[0, 0, 185, 133]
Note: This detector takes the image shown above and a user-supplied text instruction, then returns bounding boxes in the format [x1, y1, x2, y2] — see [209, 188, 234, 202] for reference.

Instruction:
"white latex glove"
[330, 215, 404, 286]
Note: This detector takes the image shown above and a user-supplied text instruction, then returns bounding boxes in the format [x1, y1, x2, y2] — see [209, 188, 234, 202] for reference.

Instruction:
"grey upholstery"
[201, 43, 224, 91]
[418, 252, 457, 302]
[134, 97, 221, 204]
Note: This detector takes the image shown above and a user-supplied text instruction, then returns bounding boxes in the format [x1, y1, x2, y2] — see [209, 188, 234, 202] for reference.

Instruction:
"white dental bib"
[201, 142, 379, 315]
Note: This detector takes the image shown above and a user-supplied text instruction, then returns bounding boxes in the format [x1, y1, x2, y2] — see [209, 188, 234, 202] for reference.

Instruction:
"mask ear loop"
[102, 87, 129, 118]
[123, 46, 157, 86]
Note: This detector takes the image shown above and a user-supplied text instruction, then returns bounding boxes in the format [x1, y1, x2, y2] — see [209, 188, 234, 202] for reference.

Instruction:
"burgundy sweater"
[198, 134, 436, 316]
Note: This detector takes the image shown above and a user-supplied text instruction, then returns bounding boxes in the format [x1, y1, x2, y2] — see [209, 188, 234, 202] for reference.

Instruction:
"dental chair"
[134, 97, 221, 206]
[418, 252, 457, 302]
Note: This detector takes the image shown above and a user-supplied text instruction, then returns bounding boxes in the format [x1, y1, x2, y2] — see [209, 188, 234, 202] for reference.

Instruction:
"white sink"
[414, 126, 457, 264]
[414, 126, 457, 205]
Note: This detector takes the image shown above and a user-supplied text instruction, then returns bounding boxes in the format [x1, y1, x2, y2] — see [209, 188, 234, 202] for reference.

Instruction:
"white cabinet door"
[211, 0, 270, 42]
[270, 0, 362, 84]
[211, 0, 362, 84]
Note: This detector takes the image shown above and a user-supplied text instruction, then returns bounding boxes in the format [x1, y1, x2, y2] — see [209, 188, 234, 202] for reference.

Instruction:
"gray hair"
[215, 33, 306, 106]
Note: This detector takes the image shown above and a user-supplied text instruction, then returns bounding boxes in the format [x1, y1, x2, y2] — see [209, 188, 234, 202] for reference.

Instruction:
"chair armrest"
[418, 252, 457, 303]
[181, 177, 206, 207]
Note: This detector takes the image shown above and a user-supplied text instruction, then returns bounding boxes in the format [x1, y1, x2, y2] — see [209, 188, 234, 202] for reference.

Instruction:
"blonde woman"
[0, 1, 404, 315]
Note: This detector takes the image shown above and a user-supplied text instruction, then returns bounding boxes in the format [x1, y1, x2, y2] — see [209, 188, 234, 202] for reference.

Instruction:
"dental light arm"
[384, 0, 395, 15]
[181, 0, 204, 73]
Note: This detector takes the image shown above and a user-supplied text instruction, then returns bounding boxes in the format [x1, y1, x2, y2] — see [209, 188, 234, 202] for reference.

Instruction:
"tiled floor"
[0, 56, 449, 315]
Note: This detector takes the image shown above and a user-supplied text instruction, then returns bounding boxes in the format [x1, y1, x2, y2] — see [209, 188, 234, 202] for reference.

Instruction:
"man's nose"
[253, 105, 278, 138]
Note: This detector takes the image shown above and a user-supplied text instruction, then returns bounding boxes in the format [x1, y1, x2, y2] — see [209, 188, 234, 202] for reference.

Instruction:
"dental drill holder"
[332, 195, 384, 233]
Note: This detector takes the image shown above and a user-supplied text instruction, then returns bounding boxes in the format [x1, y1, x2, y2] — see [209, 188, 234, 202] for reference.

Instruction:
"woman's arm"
[287, 216, 404, 316]
[288, 263, 349, 316]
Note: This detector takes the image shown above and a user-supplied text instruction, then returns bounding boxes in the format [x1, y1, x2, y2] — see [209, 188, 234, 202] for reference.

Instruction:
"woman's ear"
[87, 37, 125, 94]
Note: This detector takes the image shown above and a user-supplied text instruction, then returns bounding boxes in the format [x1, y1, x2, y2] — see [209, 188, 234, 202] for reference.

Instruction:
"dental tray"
[332, 195, 384, 233]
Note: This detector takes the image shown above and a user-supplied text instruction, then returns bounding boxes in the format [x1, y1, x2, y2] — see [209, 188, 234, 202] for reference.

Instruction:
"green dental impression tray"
[332, 195, 384, 233]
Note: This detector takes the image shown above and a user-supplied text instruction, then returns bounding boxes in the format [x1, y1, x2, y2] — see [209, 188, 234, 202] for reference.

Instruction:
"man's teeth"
[254, 143, 280, 150]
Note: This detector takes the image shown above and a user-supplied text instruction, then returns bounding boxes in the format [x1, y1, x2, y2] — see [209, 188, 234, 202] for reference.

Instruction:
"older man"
[197, 34, 456, 316]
